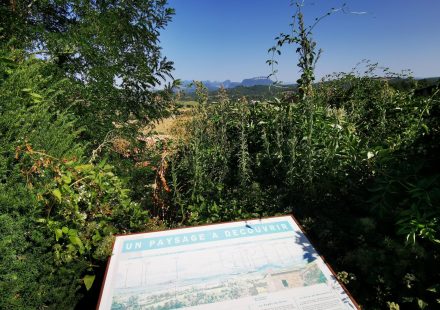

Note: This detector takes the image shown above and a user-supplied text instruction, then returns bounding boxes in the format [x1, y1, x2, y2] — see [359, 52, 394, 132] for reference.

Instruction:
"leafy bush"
[1, 0, 177, 143]
[1, 1, 178, 307]
[164, 70, 440, 308]
[0, 212, 82, 309]
[0, 51, 162, 308]
[0, 51, 84, 308]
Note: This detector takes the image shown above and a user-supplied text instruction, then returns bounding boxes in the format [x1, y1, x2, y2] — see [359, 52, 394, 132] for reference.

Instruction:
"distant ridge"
[241, 76, 273, 87]
[180, 77, 274, 92]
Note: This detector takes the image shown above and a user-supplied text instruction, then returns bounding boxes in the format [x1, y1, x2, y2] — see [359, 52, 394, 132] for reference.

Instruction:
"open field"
[142, 101, 197, 139]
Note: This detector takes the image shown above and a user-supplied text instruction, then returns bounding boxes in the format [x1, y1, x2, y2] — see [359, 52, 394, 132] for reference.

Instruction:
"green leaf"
[30, 92, 43, 103]
[98, 159, 107, 168]
[55, 229, 63, 241]
[83, 274, 95, 291]
[30, 92, 42, 99]
[68, 229, 78, 236]
[69, 235, 84, 253]
[92, 230, 102, 242]
[52, 189, 62, 202]
[74, 164, 94, 172]
[418, 298, 428, 309]
[61, 174, 72, 184]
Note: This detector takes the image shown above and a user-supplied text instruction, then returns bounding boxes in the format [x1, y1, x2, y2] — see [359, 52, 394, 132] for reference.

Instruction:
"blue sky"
[160, 0, 440, 83]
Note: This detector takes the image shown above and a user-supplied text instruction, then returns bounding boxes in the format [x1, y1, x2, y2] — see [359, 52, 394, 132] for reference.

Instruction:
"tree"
[1, 0, 176, 142]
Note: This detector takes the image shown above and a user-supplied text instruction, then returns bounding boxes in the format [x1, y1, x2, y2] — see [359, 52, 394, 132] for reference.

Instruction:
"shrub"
[0, 51, 162, 308]
[165, 70, 440, 308]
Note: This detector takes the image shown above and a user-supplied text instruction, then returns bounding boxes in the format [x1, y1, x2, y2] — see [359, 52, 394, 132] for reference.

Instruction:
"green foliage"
[0, 52, 85, 308]
[169, 3, 440, 305]
[0, 51, 83, 158]
[0, 50, 162, 308]
[17, 144, 161, 284]
[0, 212, 83, 310]
[1, 0, 177, 142]
[1, 1, 178, 308]
[2, 1, 439, 309]
[166, 65, 440, 308]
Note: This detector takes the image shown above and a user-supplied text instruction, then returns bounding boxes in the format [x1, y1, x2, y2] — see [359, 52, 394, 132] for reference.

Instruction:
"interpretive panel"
[98, 216, 359, 310]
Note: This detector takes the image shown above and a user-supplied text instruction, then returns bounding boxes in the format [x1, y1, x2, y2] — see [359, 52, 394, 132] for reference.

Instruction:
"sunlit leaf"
[83, 274, 95, 291]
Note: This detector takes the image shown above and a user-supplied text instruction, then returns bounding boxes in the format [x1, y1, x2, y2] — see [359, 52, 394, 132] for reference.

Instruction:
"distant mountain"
[241, 77, 273, 87]
[180, 77, 274, 92]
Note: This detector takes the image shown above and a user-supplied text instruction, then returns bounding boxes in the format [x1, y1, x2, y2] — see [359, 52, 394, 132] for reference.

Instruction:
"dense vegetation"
[167, 71, 440, 309]
[0, 1, 173, 308]
[1, 1, 439, 309]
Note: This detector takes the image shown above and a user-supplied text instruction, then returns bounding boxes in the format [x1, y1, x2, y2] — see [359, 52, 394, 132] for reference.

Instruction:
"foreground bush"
[165, 69, 440, 309]
[0, 51, 161, 308]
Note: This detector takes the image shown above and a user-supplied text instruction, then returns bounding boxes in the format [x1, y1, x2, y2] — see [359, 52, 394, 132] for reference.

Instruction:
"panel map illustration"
[99, 217, 359, 310]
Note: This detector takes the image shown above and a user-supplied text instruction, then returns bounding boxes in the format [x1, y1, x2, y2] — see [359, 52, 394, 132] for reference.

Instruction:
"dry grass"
[143, 106, 194, 139]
